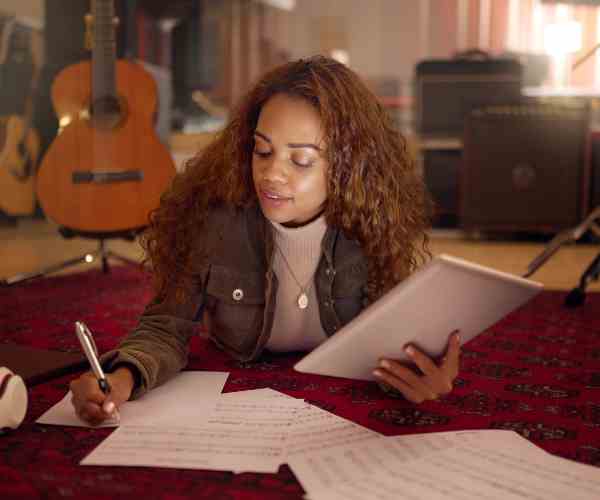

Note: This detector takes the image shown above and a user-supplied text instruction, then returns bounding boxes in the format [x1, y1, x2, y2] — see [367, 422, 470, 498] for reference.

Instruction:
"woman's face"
[252, 93, 328, 227]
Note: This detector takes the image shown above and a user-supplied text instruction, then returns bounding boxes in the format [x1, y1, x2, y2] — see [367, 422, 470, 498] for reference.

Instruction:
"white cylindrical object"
[0, 367, 28, 430]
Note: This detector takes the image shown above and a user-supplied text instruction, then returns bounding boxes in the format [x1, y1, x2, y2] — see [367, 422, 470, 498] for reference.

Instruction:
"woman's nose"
[262, 156, 288, 183]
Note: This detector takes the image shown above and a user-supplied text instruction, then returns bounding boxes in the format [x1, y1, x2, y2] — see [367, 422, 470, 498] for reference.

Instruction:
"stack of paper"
[79, 387, 379, 473]
[37, 373, 600, 499]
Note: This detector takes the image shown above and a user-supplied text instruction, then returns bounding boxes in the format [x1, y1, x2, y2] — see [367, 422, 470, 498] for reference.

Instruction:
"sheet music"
[38, 374, 597, 496]
[307, 431, 600, 500]
[210, 392, 305, 430]
[53, 378, 600, 497]
[36, 371, 229, 428]
[220, 388, 305, 473]
[289, 430, 481, 496]
[285, 404, 380, 458]
[82, 389, 307, 473]
[81, 423, 290, 473]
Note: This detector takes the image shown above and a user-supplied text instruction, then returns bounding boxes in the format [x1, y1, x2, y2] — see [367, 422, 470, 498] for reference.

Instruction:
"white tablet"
[294, 254, 543, 381]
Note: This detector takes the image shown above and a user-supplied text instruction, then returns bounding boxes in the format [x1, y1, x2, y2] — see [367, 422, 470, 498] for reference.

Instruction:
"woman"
[71, 56, 461, 424]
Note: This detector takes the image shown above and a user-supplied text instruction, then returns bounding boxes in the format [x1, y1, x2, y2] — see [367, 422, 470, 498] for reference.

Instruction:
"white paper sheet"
[285, 404, 380, 459]
[208, 392, 306, 430]
[289, 430, 485, 496]
[81, 423, 290, 473]
[81, 388, 307, 473]
[307, 431, 600, 500]
[36, 371, 229, 428]
[220, 388, 302, 473]
[221, 388, 294, 400]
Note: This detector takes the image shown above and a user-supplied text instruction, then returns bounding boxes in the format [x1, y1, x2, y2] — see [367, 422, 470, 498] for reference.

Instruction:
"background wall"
[6, 0, 600, 90]
[0, 0, 43, 24]
[4, 0, 600, 114]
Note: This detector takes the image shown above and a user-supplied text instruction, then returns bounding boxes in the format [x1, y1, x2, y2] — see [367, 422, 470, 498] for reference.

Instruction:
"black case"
[415, 58, 523, 137]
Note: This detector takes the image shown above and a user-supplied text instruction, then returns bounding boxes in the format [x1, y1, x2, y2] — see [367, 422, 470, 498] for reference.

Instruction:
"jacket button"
[232, 289, 244, 301]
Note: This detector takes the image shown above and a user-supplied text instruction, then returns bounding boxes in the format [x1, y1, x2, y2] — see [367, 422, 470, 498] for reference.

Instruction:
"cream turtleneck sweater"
[266, 215, 328, 352]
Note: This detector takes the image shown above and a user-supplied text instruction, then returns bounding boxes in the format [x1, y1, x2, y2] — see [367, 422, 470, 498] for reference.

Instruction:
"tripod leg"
[0, 252, 98, 286]
[1, 234, 142, 286]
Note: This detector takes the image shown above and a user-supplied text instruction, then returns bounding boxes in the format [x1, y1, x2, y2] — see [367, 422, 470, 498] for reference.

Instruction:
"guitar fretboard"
[92, 0, 117, 102]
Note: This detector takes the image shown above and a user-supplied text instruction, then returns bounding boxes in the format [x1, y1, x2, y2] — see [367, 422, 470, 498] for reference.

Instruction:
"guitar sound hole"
[90, 96, 123, 130]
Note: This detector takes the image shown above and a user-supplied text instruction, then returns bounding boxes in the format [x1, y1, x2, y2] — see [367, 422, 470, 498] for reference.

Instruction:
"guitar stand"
[0, 227, 143, 287]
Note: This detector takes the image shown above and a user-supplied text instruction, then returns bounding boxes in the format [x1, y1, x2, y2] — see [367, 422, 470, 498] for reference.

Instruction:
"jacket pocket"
[205, 264, 266, 353]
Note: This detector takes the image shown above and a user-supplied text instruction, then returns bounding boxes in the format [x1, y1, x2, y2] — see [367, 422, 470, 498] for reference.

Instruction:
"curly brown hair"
[141, 55, 432, 303]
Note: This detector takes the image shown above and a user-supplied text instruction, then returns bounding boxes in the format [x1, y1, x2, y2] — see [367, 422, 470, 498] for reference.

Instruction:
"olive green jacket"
[104, 204, 369, 398]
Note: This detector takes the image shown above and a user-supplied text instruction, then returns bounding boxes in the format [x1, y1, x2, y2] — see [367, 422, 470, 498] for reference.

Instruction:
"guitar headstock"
[0, 17, 43, 72]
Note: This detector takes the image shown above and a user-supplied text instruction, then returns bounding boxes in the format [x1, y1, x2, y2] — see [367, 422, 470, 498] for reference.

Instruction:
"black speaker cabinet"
[460, 104, 588, 233]
[415, 58, 523, 137]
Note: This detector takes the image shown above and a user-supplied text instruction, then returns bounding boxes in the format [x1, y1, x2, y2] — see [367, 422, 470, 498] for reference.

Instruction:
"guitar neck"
[3, 19, 42, 136]
[21, 65, 41, 134]
[20, 96, 36, 135]
[92, 0, 117, 101]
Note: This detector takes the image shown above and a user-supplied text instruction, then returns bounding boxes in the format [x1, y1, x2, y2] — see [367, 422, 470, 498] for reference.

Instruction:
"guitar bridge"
[72, 170, 143, 184]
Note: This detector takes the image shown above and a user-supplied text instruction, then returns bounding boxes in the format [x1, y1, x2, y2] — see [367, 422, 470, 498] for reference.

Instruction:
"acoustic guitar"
[36, 0, 175, 232]
[0, 20, 41, 216]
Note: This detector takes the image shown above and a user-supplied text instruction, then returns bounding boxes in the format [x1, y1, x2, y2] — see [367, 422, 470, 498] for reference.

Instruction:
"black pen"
[75, 321, 111, 394]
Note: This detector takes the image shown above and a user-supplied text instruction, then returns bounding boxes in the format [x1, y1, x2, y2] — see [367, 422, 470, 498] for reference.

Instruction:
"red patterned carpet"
[1, 264, 599, 499]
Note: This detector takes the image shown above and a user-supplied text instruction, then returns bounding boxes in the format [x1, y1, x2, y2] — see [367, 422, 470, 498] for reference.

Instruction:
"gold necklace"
[274, 243, 317, 309]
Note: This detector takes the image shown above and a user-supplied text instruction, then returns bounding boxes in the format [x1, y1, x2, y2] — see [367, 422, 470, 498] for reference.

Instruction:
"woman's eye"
[253, 149, 271, 158]
[293, 158, 315, 168]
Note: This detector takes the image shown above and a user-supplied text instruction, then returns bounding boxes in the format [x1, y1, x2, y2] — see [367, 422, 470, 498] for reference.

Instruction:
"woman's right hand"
[69, 367, 135, 425]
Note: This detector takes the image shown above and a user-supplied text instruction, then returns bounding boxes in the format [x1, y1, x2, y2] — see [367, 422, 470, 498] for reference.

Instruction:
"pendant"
[297, 292, 309, 309]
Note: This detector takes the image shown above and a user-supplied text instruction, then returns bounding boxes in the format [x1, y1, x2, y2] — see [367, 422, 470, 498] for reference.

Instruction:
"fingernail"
[405, 346, 415, 356]
[373, 369, 382, 377]
[379, 359, 391, 369]
[104, 401, 115, 414]
[454, 333, 461, 343]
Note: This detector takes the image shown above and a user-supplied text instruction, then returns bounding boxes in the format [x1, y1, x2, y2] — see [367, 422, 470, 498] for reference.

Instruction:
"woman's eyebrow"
[254, 130, 322, 152]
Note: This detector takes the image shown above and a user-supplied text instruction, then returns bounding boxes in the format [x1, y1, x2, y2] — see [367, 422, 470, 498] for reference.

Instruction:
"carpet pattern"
[1, 265, 599, 499]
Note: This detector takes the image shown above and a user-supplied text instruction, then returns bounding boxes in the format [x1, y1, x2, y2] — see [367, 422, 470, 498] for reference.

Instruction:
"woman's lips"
[260, 188, 292, 203]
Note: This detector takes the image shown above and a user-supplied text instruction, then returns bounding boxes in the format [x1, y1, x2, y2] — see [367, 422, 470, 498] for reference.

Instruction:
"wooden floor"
[1, 218, 599, 291]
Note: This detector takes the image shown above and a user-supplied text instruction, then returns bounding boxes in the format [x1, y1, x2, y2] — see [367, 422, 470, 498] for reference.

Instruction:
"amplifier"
[461, 104, 588, 233]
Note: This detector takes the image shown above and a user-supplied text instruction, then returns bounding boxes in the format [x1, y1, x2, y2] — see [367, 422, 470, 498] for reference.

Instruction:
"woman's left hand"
[373, 331, 461, 404]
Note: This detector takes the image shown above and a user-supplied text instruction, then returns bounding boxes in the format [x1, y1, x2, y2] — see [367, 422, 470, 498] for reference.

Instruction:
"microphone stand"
[524, 206, 600, 307]
[565, 251, 600, 307]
